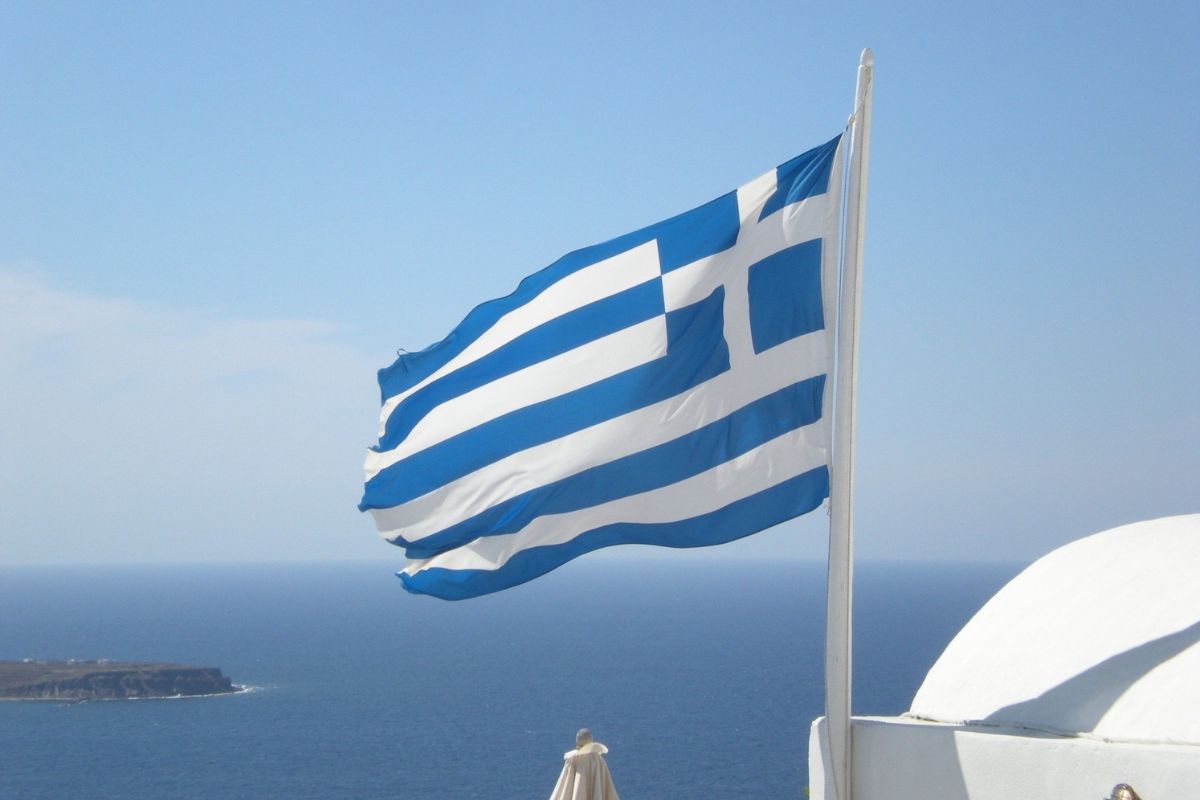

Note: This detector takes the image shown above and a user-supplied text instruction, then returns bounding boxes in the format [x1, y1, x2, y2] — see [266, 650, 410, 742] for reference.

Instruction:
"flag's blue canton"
[362, 134, 843, 599]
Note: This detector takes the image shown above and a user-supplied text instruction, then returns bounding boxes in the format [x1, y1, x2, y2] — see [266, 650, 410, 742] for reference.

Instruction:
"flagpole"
[825, 48, 873, 800]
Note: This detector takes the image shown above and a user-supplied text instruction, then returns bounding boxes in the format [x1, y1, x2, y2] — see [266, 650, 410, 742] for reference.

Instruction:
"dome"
[909, 514, 1200, 744]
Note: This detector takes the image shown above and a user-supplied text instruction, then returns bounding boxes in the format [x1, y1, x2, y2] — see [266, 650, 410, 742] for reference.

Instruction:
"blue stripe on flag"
[374, 278, 667, 452]
[401, 375, 826, 557]
[360, 287, 730, 512]
[399, 466, 830, 600]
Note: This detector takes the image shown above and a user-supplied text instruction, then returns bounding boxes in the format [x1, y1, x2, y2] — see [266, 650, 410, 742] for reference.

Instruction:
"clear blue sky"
[2, 0, 1196, 566]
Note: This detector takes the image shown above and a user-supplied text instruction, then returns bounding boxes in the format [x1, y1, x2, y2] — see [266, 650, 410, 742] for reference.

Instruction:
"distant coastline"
[0, 660, 239, 702]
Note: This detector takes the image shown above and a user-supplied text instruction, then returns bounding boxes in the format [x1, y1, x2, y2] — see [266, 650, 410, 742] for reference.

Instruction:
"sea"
[0, 558, 1019, 799]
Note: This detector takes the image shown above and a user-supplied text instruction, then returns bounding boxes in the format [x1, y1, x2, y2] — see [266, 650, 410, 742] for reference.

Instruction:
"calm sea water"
[0, 559, 1017, 799]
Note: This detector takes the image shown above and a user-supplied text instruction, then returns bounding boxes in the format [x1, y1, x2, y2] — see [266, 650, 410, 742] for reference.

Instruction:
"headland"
[0, 660, 238, 701]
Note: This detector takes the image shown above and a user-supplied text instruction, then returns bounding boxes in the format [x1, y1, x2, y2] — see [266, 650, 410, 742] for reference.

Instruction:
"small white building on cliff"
[810, 514, 1200, 799]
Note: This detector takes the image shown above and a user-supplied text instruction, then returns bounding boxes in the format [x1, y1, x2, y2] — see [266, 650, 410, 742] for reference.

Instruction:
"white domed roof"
[909, 514, 1200, 744]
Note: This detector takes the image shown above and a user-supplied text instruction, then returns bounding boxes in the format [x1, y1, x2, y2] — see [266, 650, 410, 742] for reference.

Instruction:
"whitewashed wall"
[809, 716, 1198, 800]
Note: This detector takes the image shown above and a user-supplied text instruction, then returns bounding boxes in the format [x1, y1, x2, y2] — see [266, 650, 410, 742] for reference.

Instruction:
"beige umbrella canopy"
[549, 729, 620, 800]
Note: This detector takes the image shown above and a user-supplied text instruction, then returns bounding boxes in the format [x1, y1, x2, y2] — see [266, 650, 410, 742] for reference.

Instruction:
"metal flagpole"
[824, 47, 873, 800]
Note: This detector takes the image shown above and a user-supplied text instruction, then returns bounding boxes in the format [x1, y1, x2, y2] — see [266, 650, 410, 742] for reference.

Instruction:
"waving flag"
[361, 135, 845, 599]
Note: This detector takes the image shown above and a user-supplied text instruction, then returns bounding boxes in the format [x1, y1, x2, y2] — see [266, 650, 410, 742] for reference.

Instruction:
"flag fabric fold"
[361, 134, 845, 599]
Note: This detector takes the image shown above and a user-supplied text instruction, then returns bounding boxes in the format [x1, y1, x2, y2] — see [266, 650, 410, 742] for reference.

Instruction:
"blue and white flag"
[361, 135, 845, 600]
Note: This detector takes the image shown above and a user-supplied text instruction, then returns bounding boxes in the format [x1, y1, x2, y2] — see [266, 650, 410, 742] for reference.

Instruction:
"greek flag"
[361, 135, 845, 600]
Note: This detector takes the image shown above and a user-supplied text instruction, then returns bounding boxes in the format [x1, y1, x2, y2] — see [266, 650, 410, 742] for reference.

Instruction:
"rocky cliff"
[0, 661, 238, 700]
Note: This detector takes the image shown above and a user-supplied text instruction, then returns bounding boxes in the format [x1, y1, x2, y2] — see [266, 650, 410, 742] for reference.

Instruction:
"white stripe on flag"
[735, 169, 778, 223]
[376, 239, 660, 435]
[401, 422, 827, 576]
